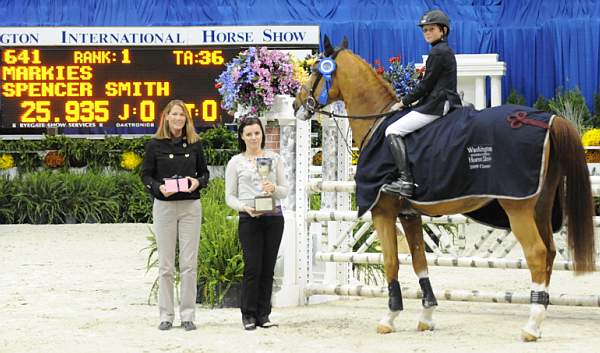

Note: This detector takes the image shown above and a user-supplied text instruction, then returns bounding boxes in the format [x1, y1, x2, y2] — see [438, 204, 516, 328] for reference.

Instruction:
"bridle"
[296, 48, 401, 154]
[296, 48, 401, 121]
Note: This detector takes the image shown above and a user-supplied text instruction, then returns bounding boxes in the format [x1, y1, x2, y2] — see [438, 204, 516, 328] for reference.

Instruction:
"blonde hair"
[154, 99, 200, 143]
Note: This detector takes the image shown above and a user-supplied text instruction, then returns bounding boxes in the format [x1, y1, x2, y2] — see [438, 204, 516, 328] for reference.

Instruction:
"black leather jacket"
[401, 39, 461, 115]
[141, 136, 210, 201]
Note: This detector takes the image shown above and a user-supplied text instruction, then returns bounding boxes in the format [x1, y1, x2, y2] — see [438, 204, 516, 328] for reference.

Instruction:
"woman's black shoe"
[242, 316, 256, 330]
[181, 321, 196, 331]
[158, 321, 173, 330]
[256, 316, 278, 328]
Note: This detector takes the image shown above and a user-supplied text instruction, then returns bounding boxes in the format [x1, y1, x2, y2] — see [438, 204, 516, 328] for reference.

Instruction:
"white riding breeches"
[385, 101, 450, 137]
[385, 111, 440, 137]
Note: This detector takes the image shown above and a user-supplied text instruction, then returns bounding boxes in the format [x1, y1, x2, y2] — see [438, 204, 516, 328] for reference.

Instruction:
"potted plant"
[215, 46, 301, 118]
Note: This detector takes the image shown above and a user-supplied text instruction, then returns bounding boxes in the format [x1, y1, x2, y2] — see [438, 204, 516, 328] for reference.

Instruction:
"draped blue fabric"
[0, 0, 599, 111]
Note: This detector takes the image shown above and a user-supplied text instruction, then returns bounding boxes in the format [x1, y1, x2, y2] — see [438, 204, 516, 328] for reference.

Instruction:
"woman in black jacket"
[382, 10, 462, 197]
[141, 99, 209, 331]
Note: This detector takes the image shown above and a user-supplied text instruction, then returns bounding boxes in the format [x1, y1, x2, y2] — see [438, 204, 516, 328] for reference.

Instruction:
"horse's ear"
[323, 35, 334, 57]
[341, 36, 349, 49]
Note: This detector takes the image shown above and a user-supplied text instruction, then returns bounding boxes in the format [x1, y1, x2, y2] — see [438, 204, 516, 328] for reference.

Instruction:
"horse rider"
[382, 9, 462, 197]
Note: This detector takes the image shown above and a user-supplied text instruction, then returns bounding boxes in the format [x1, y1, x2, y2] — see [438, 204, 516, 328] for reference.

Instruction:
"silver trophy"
[254, 157, 274, 212]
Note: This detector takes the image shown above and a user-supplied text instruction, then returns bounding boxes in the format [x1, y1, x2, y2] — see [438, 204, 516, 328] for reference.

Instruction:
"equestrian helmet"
[418, 10, 450, 34]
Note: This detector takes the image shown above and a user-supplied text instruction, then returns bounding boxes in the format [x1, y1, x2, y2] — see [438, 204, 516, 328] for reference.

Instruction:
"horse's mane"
[348, 50, 398, 103]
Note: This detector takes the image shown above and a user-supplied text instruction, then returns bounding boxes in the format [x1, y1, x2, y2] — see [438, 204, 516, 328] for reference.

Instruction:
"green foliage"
[0, 171, 151, 224]
[548, 87, 591, 133]
[0, 176, 16, 223]
[203, 147, 238, 166]
[0, 129, 237, 171]
[593, 92, 600, 126]
[11, 171, 68, 223]
[506, 89, 526, 105]
[309, 193, 321, 210]
[113, 172, 153, 223]
[196, 178, 243, 306]
[200, 126, 238, 165]
[533, 96, 551, 112]
[200, 126, 237, 149]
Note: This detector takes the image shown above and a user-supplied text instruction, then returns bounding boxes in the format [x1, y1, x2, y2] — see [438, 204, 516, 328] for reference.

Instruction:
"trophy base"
[254, 196, 274, 212]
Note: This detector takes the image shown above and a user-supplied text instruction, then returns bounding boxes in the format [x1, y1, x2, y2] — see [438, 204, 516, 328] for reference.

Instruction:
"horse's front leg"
[400, 215, 438, 331]
[371, 195, 402, 334]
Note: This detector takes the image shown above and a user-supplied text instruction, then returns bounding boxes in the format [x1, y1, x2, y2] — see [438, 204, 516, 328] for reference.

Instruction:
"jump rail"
[307, 284, 600, 307]
[315, 252, 600, 272]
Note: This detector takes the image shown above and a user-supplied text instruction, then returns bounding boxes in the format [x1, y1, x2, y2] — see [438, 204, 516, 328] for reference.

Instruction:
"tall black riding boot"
[381, 134, 415, 197]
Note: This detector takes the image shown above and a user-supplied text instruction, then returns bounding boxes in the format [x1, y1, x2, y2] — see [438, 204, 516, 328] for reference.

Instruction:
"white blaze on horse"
[293, 36, 596, 341]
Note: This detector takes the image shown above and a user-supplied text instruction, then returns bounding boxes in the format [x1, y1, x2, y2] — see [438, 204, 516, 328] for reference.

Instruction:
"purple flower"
[215, 46, 301, 116]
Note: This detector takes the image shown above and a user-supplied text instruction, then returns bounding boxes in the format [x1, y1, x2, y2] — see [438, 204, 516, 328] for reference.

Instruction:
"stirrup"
[381, 179, 415, 197]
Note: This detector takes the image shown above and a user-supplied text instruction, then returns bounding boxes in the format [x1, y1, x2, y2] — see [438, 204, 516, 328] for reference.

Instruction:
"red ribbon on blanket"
[506, 111, 549, 129]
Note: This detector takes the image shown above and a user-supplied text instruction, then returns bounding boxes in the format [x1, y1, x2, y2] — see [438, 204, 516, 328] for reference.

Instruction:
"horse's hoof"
[376, 324, 394, 334]
[520, 328, 540, 342]
[417, 321, 435, 331]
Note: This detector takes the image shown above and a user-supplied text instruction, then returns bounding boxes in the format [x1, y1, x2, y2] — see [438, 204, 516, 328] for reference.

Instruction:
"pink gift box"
[178, 178, 189, 192]
[164, 179, 179, 193]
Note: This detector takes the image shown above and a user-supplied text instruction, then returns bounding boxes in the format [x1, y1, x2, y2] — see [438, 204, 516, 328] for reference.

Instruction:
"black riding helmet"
[418, 10, 450, 36]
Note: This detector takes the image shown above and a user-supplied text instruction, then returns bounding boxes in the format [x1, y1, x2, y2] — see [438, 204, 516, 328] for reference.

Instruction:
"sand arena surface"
[1, 224, 599, 353]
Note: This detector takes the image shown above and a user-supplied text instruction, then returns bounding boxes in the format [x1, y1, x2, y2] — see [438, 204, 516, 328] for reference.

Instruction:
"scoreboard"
[0, 25, 320, 135]
[0, 47, 239, 133]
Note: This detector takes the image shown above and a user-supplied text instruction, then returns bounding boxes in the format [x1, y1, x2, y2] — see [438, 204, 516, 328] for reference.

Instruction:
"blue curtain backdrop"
[0, 0, 599, 111]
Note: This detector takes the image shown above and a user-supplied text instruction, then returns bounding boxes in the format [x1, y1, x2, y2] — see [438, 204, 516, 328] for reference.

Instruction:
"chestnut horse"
[293, 36, 596, 341]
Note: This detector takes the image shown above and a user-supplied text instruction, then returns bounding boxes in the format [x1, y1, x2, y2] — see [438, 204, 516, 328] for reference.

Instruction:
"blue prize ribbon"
[317, 58, 336, 105]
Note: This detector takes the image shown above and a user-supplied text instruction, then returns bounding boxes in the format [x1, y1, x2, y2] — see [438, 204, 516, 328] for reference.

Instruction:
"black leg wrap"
[419, 278, 438, 308]
[530, 290, 549, 309]
[388, 280, 403, 311]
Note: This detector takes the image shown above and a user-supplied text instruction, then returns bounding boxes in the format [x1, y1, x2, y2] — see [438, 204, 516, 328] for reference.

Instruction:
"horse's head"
[293, 35, 348, 121]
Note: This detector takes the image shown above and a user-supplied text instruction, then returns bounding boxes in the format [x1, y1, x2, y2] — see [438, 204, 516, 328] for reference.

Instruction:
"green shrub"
[200, 126, 237, 149]
[593, 92, 600, 127]
[0, 171, 151, 224]
[196, 178, 243, 306]
[113, 172, 152, 223]
[533, 96, 551, 112]
[548, 88, 591, 133]
[11, 171, 68, 224]
[506, 89, 526, 105]
[0, 176, 15, 223]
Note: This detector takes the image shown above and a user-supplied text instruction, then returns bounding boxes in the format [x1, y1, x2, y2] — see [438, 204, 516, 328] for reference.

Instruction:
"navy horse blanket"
[355, 104, 562, 231]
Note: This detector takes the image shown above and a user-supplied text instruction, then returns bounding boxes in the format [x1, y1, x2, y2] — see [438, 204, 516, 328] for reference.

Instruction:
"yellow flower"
[581, 128, 600, 163]
[351, 150, 359, 165]
[582, 128, 600, 146]
[292, 58, 309, 85]
[120, 151, 142, 170]
[0, 153, 15, 170]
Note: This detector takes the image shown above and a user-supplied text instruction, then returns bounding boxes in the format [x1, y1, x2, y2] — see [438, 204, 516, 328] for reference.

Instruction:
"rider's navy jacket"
[401, 39, 461, 115]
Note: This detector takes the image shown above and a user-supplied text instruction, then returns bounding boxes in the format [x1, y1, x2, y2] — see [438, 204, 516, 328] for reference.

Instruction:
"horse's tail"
[550, 116, 596, 273]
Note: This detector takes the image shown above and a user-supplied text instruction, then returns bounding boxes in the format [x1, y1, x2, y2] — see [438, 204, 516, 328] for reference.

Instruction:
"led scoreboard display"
[0, 47, 239, 133]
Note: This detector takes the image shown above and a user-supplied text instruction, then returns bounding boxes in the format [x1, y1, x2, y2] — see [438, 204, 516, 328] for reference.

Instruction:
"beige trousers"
[153, 199, 202, 323]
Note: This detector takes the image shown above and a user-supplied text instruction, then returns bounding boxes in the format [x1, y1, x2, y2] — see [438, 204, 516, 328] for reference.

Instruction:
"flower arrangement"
[120, 151, 143, 170]
[374, 55, 424, 98]
[0, 153, 15, 170]
[582, 128, 600, 162]
[216, 47, 301, 117]
[43, 150, 65, 169]
[292, 53, 318, 85]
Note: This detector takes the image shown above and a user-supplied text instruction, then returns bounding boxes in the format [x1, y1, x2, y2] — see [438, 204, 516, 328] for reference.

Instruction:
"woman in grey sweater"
[225, 116, 288, 330]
